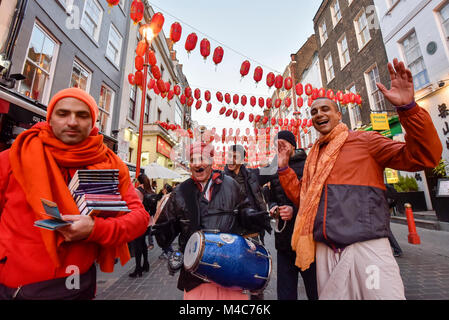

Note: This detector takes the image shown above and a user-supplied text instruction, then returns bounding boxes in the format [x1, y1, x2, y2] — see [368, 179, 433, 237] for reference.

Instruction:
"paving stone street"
[95, 222, 449, 300]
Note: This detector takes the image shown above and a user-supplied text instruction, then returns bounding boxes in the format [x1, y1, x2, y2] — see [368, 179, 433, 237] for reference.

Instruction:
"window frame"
[364, 64, 387, 112]
[337, 33, 351, 69]
[437, 2, 449, 40]
[331, 0, 342, 27]
[400, 30, 429, 90]
[128, 84, 137, 121]
[346, 83, 362, 129]
[80, 0, 104, 44]
[324, 53, 335, 83]
[70, 58, 92, 92]
[106, 23, 123, 67]
[97, 83, 115, 135]
[354, 9, 372, 51]
[319, 20, 328, 46]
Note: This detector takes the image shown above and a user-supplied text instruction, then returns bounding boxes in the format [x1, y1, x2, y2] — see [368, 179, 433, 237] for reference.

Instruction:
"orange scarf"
[9, 122, 131, 272]
[291, 122, 349, 271]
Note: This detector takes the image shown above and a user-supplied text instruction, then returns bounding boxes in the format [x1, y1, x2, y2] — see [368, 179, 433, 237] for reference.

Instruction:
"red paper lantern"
[241, 95, 247, 106]
[157, 79, 166, 93]
[187, 97, 194, 107]
[297, 97, 303, 108]
[153, 84, 160, 95]
[128, 73, 135, 85]
[170, 22, 182, 43]
[180, 94, 186, 105]
[295, 83, 303, 96]
[213, 46, 224, 66]
[130, 0, 144, 24]
[107, 0, 120, 6]
[216, 91, 223, 102]
[185, 33, 198, 53]
[284, 97, 291, 108]
[200, 38, 211, 60]
[312, 88, 319, 100]
[194, 88, 201, 100]
[327, 89, 334, 100]
[278, 118, 283, 126]
[174, 85, 181, 96]
[204, 90, 211, 102]
[206, 103, 212, 113]
[258, 97, 265, 108]
[219, 106, 226, 115]
[167, 90, 174, 101]
[195, 100, 202, 110]
[305, 84, 313, 95]
[265, 72, 275, 88]
[225, 93, 231, 104]
[262, 116, 268, 124]
[233, 94, 239, 105]
[318, 88, 326, 98]
[151, 65, 161, 80]
[255, 115, 261, 123]
[253, 67, 263, 83]
[134, 71, 143, 87]
[233, 110, 238, 119]
[266, 98, 272, 109]
[250, 96, 256, 107]
[308, 96, 313, 107]
[185, 87, 192, 98]
[271, 118, 276, 126]
[148, 50, 157, 66]
[336, 90, 344, 102]
[249, 114, 254, 122]
[349, 93, 356, 104]
[275, 99, 282, 108]
[226, 109, 233, 117]
[355, 94, 362, 105]
[284, 77, 293, 90]
[239, 112, 245, 120]
[150, 12, 165, 37]
[275, 75, 283, 90]
[240, 60, 251, 78]
[135, 40, 148, 57]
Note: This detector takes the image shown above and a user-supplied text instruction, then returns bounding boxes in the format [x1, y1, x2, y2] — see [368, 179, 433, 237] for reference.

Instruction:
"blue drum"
[183, 231, 272, 292]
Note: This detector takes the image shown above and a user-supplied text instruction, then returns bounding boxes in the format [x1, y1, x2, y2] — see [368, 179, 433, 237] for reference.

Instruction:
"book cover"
[34, 199, 72, 231]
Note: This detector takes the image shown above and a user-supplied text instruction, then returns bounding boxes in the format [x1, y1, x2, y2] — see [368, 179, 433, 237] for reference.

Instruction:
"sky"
[147, 0, 322, 135]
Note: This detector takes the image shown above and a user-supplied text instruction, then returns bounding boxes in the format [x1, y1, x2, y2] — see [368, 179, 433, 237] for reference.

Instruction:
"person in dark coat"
[153, 141, 272, 300]
[265, 131, 318, 300]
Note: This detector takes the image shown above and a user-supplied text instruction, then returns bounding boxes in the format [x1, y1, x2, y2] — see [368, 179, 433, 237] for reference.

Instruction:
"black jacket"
[264, 149, 307, 252]
[153, 170, 271, 292]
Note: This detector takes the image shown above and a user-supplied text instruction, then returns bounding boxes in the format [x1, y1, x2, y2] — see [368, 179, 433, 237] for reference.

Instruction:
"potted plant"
[433, 159, 449, 222]
[393, 175, 427, 214]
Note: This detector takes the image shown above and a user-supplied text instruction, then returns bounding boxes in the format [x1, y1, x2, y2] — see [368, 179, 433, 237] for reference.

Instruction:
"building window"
[129, 85, 136, 120]
[440, 2, 449, 38]
[324, 53, 335, 82]
[128, 147, 133, 163]
[337, 34, 350, 68]
[319, 21, 328, 45]
[354, 9, 371, 50]
[98, 84, 114, 134]
[347, 84, 362, 129]
[19, 23, 59, 104]
[157, 108, 161, 121]
[144, 96, 151, 123]
[80, 0, 103, 42]
[70, 60, 91, 91]
[365, 65, 386, 112]
[106, 24, 123, 67]
[331, 0, 342, 27]
[401, 31, 429, 90]
[160, 64, 165, 79]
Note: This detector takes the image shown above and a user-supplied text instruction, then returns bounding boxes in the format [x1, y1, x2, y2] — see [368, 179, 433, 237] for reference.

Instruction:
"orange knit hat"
[46, 88, 99, 125]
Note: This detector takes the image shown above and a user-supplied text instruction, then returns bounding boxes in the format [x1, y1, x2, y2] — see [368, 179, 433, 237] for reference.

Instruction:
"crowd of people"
[0, 59, 443, 300]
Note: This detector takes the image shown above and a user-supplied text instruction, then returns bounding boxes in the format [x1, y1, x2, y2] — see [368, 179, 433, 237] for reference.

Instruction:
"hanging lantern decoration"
[151, 65, 161, 80]
[284, 97, 292, 108]
[239, 111, 245, 121]
[266, 98, 272, 109]
[249, 114, 254, 123]
[185, 33, 198, 54]
[258, 97, 265, 108]
[225, 109, 233, 117]
[213, 46, 224, 66]
[195, 100, 202, 110]
[232, 110, 238, 119]
[297, 119, 302, 127]
[135, 40, 148, 57]
[275, 75, 283, 90]
[295, 83, 303, 96]
[305, 84, 313, 96]
[253, 66, 263, 84]
[245, 128, 250, 135]
[233, 94, 239, 105]
[318, 88, 326, 98]
[153, 84, 160, 95]
[297, 97, 304, 108]
[241, 95, 247, 106]
[284, 77, 293, 90]
[165, 82, 171, 93]
[150, 12, 165, 37]
[278, 118, 283, 126]
[107, 0, 120, 6]
[216, 91, 223, 102]
[349, 93, 356, 104]
[130, 0, 144, 24]
[225, 93, 231, 104]
[284, 119, 289, 126]
[147, 50, 157, 66]
[255, 115, 261, 123]
[240, 60, 251, 78]
[336, 90, 344, 102]
[266, 72, 275, 88]
[180, 94, 186, 105]
[204, 90, 211, 102]
[200, 38, 211, 61]
[174, 85, 181, 96]
[128, 73, 135, 85]
[262, 116, 268, 125]
[157, 79, 167, 93]
[312, 88, 319, 100]
[250, 96, 256, 107]
[194, 88, 201, 100]
[275, 98, 282, 109]
[271, 118, 277, 126]
[187, 97, 194, 107]
[355, 94, 362, 105]
[219, 106, 226, 115]
[308, 96, 313, 107]
[326, 89, 335, 100]
[134, 71, 143, 87]
[185, 87, 192, 98]
[170, 22, 182, 43]
[167, 90, 174, 101]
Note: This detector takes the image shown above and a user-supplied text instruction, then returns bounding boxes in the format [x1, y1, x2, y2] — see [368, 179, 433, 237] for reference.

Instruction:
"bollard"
[404, 203, 421, 244]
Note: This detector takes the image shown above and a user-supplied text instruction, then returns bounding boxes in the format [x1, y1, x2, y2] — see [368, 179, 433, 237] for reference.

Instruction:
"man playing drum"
[153, 141, 272, 300]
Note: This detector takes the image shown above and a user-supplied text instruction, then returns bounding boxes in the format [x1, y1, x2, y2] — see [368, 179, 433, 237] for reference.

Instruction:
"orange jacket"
[279, 105, 442, 249]
[0, 149, 149, 288]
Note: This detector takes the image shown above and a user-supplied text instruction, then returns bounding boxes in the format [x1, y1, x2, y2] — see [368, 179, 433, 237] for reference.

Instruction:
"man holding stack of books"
[0, 88, 149, 300]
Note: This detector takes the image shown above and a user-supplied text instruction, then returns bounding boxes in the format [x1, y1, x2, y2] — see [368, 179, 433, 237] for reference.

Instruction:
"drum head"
[184, 232, 204, 270]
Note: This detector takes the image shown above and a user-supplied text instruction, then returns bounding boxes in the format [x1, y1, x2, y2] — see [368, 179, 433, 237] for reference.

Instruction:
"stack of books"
[69, 169, 130, 217]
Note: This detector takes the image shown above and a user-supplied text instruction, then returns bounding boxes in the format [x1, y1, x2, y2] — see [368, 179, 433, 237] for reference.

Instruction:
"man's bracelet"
[396, 100, 416, 111]
[278, 166, 289, 173]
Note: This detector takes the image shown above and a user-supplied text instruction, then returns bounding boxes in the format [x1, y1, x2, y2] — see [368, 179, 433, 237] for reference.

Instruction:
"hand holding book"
[57, 214, 95, 242]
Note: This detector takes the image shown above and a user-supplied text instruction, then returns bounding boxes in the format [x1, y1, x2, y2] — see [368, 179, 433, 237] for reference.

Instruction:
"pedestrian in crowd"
[224, 144, 268, 300]
[265, 131, 318, 300]
[385, 183, 403, 257]
[277, 59, 442, 299]
[153, 141, 271, 300]
[0, 88, 149, 299]
[155, 183, 174, 260]
[129, 173, 156, 277]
